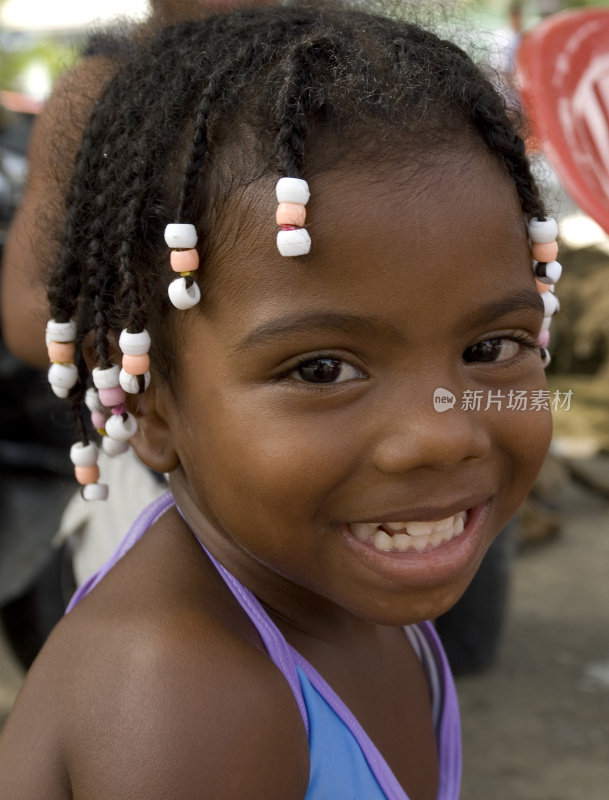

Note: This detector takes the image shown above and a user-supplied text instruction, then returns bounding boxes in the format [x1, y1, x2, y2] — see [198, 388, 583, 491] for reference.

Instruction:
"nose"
[370, 393, 491, 475]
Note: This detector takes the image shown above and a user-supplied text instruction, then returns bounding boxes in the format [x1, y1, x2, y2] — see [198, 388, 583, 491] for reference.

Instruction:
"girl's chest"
[292, 628, 440, 800]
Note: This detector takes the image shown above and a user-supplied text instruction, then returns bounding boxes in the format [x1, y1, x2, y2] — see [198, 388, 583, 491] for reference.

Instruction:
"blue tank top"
[67, 492, 462, 799]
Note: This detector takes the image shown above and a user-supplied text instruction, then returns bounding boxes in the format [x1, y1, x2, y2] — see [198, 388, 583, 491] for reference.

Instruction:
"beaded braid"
[45, 2, 559, 500]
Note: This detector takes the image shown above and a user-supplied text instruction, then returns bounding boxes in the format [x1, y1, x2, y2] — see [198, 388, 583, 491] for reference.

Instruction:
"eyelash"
[462, 333, 538, 365]
[280, 353, 367, 386]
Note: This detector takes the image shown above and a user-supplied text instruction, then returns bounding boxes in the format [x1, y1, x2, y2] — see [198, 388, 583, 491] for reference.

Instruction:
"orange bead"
[122, 353, 150, 375]
[170, 248, 199, 273]
[535, 279, 552, 294]
[276, 202, 306, 227]
[532, 241, 558, 263]
[47, 340, 75, 364]
[74, 464, 100, 485]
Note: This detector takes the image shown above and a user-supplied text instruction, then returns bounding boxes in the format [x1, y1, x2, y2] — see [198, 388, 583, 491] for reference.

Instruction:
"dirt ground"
[1, 462, 608, 798]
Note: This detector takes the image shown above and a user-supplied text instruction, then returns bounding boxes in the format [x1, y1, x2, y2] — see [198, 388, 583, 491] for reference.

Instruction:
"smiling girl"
[0, 3, 559, 798]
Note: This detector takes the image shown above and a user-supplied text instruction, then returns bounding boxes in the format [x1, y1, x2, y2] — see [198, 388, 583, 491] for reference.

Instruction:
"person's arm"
[1, 57, 114, 367]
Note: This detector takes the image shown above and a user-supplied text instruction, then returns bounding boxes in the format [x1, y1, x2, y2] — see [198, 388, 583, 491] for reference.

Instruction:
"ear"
[126, 379, 180, 475]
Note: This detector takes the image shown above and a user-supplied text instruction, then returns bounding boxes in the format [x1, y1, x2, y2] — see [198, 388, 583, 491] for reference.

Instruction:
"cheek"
[497, 406, 553, 497]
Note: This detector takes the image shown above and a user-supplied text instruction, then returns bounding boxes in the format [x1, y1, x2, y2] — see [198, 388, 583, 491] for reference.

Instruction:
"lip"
[339, 500, 493, 587]
[345, 494, 491, 526]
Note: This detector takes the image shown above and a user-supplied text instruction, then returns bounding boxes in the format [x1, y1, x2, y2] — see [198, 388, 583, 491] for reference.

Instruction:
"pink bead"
[47, 341, 75, 364]
[98, 385, 126, 408]
[74, 464, 100, 485]
[532, 241, 558, 263]
[170, 249, 199, 273]
[535, 279, 552, 294]
[122, 353, 150, 375]
[111, 404, 127, 416]
[538, 330, 550, 348]
[91, 411, 106, 429]
[276, 202, 306, 227]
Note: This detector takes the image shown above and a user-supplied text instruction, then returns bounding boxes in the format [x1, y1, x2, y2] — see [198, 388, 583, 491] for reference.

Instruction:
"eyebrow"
[237, 312, 394, 350]
[237, 289, 545, 350]
[464, 289, 544, 328]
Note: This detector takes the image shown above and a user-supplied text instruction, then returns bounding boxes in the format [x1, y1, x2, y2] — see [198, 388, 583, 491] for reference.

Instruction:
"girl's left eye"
[463, 336, 533, 364]
[289, 357, 365, 384]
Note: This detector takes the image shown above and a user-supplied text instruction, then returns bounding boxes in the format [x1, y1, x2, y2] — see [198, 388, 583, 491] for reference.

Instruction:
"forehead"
[201, 148, 531, 326]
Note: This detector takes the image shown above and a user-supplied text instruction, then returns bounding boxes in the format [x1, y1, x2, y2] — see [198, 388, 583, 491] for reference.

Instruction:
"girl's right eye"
[289, 357, 365, 384]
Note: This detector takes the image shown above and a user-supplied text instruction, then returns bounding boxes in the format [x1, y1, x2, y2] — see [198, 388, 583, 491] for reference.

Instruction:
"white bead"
[82, 482, 109, 501]
[534, 260, 562, 285]
[92, 365, 121, 390]
[541, 291, 559, 317]
[528, 217, 558, 244]
[45, 319, 76, 345]
[105, 412, 138, 442]
[540, 348, 552, 368]
[51, 385, 70, 399]
[48, 362, 78, 391]
[119, 368, 151, 394]
[275, 177, 310, 205]
[168, 276, 201, 310]
[101, 436, 130, 457]
[540, 316, 552, 333]
[85, 387, 104, 413]
[164, 223, 197, 249]
[119, 328, 151, 356]
[70, 442, 98, 467]
[277, 228, 311, 257]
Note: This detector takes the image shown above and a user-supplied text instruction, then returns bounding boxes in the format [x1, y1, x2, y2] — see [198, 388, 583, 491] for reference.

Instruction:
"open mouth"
[347, 511, 468, 553]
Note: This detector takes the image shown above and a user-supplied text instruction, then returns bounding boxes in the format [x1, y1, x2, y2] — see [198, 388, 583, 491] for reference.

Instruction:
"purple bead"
[98, 385, 126, 408]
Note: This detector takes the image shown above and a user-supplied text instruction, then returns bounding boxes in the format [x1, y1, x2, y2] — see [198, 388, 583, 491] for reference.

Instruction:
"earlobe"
[126, 381, 180, 474]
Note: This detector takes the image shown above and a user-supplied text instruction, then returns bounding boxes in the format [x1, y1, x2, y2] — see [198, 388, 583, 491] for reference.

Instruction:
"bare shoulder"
[0, 517, 310, 799]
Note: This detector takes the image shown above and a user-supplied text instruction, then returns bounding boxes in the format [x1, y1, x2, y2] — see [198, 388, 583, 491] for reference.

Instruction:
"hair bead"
[164, 223, 198, 249]
[45, 319, 77, 345]
[170, 249, 199, 273]
[168, 276, 202, 309]
[101, 436, 130, 457]
[48, 362, 78, 394]
[70, 441, 99, 467]
[119, 328, 151, 356]
[85, 387, 104, 413]
[531, 241, 558, 263]
[122, 353, 150, 375]
[120, 368, 151, 394]
[92, 365, 121, 390]
[277, 227, 311, 257]
[541, 291, 559, 317]
[276, 202, 307, 227]
[82, 483, 110, 502]
[528, 217, 558, 244]
[534, 260, 562, 284]
[105, 412, 138, 442]
[276, 178, 311, 205]
[90, 410, 107, 430]
[540, 347, 551, 368]
[74, 464, 101, 485]
[537, 329, 550, 348]
[47, 340, 75, 364]
[98, 385, 127, 408]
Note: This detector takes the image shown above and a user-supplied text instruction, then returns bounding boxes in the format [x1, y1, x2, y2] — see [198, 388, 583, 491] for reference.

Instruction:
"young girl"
[0, 2, 560, 797]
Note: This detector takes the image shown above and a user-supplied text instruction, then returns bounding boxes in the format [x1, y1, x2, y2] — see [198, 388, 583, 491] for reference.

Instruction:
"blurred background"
[0, 1, 608, 798]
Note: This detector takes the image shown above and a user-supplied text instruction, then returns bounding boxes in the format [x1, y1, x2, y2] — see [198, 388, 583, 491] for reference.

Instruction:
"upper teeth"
[349, 512, 466, 553]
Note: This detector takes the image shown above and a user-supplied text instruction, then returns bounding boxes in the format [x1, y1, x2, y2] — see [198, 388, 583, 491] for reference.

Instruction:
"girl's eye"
[290, 357, 364, 384]
[463, 337, 529, 364]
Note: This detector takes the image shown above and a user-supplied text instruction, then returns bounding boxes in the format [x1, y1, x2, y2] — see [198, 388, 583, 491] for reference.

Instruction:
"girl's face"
[157, 149, 552, 630]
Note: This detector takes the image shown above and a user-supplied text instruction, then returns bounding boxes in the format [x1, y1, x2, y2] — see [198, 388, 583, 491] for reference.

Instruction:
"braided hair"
[47, 0, 547, 470]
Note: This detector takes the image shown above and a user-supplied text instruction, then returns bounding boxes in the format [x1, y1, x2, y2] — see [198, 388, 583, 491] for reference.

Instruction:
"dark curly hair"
[47, 0, 546, 445]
